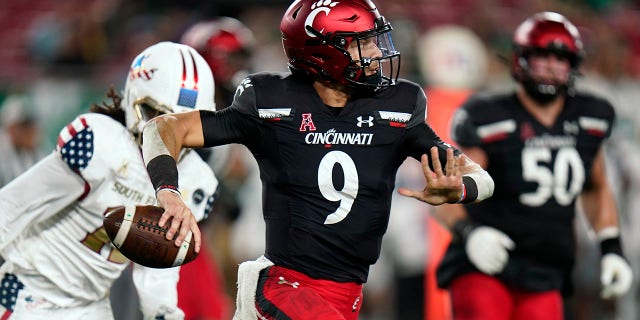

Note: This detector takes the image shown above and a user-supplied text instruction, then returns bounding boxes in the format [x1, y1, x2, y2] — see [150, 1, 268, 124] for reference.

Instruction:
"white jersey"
[0, 113, 217, 316]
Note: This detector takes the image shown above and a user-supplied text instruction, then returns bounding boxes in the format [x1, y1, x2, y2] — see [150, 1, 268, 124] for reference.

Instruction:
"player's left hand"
[398, 147, 464, 205]
[600, 253, 633, 299]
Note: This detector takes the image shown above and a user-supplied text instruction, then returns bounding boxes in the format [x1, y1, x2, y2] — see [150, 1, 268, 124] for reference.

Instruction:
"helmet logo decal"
[305, 0, 339, 37]
[177, 50, 199, 108]
[129, 54, 157, 81]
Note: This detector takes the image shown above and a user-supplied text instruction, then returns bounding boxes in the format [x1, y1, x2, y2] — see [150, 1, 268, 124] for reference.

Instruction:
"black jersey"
[199, 73, 452, 283]
[437, 92, 615, 291]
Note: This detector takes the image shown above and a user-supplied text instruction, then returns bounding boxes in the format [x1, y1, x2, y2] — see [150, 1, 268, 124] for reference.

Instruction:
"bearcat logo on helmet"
[304, 0, 339, 37]
[129, 54, 157, 81]
[280, 0, 400, 89]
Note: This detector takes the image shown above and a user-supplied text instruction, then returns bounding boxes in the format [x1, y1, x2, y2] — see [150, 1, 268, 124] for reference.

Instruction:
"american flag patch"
[56, 117, 95, 171]
[0, 273, 24, 317]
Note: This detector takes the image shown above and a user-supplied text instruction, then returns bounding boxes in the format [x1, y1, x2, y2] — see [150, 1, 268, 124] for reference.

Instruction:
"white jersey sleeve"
[0, 152, 85, 252]
[2, 113, 159, 306]
[56, 114, 126, 188]
[177, 150, 219, 222]
[132, 263, 185, 320]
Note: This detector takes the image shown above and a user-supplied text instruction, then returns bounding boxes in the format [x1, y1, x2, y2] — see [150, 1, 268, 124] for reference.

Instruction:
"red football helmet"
[280, 0, 400, 90]
[511, 12, 584, 103]
[181, 17, 255, 86]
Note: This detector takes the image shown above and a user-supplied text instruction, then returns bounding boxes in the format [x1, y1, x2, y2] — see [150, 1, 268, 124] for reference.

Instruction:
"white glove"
[600, 253, 633, 299]
[465, 226, 515, 275]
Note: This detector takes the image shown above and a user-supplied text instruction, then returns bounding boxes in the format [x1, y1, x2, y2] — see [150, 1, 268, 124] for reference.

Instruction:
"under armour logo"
[564, 120, 579, 135]
[278, 276, 299, 288]
[357, 116, 374, 128]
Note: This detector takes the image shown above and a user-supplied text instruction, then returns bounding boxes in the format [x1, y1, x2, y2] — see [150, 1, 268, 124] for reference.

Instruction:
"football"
[103, 205, 198, 268]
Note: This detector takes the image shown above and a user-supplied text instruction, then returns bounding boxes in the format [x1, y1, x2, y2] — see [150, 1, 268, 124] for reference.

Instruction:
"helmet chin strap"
[364, 68, 382, 86]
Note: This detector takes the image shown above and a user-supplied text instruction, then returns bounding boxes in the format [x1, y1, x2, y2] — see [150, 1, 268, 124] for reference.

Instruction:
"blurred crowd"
[1, 0, 640, 319]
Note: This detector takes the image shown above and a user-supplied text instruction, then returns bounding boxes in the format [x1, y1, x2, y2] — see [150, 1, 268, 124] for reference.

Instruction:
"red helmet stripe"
[188, 50, 199, 90]
[179, 50, 187, 88]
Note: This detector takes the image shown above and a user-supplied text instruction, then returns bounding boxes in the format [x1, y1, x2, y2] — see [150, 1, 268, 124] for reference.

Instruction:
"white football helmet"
[122, 41, 215, 137]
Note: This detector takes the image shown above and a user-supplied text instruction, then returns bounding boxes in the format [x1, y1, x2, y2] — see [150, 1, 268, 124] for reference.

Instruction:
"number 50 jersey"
[440, 92, 614, 291]
[200, 73, 453, 283]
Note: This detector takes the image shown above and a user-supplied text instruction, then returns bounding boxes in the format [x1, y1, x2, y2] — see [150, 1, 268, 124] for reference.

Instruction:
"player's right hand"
[156, 189, 201, 253]
[466, 225, 515, 275]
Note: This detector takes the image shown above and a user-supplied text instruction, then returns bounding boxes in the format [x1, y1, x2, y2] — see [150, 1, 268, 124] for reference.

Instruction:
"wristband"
[147, 154, 179, 194]
[156, 185, 181, 196]
[458, 176, 478, 204]
[454, 183, 467, 204]
[597, 227, 624, 257]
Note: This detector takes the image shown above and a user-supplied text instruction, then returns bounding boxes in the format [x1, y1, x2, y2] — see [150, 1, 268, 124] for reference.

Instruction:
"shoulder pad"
[56, 113, 134, 179]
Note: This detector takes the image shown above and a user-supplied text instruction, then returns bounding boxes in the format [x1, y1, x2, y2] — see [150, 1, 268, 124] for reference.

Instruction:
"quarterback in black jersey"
[140, 0, 494, 319]
[435, 12, 633, 320]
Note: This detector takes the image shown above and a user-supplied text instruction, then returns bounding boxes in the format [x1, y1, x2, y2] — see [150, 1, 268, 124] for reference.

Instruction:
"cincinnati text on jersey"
[305, 128, 374, 145]
[524, 135, 576, 149]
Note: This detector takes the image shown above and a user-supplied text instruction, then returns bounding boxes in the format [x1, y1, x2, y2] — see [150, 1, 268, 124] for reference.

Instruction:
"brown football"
[103, 205, 197, 268]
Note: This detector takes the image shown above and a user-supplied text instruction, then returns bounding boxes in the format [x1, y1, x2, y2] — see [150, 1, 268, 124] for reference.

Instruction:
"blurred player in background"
[435, 12, 633, 320]
[0, 41, 217, 319]
[181, 16, 256, 109]
[0, 94, 45, 187]
[141, 0, 495, 319]
[417, 25, 489, 320]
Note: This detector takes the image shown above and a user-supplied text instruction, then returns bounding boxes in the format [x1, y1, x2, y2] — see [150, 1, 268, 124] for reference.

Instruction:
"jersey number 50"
[520, 147, 585, 207]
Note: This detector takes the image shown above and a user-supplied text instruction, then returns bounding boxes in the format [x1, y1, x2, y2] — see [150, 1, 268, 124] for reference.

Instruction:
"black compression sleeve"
[147, 154, 179, 193]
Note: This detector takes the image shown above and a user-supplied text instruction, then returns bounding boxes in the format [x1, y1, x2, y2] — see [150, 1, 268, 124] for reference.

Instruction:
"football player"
[181, 16, 256, 109]
[0, 42, 217, 319]
[434, 12, 633, 320]
[141, 0, 494, 319]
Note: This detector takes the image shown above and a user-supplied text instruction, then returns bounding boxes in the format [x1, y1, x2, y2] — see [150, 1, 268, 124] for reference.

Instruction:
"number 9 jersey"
[438, 91, 615, 291]
[199, 73, 454, 283]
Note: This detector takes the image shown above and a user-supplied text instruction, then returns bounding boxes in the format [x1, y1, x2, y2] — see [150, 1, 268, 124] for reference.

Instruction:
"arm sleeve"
[200, 77, 262, 148]
[403, 122, 458, 165]
[0, 152, 85, 251]
[132, 264, 185, 320]
[402, 86, 457, 164]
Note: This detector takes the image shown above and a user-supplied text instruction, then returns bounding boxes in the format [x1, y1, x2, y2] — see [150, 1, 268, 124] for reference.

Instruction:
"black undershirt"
[326, 105, 343, 116]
